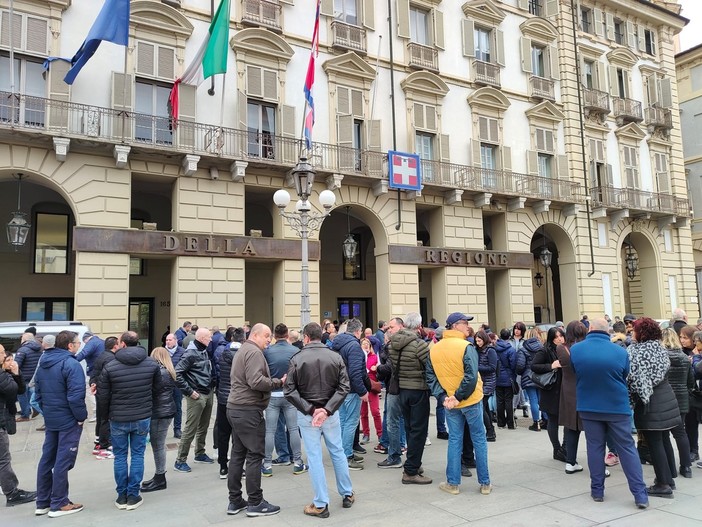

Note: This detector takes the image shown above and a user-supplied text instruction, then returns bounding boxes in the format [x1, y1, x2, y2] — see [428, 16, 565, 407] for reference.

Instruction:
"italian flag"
[169, 0, 230, 123]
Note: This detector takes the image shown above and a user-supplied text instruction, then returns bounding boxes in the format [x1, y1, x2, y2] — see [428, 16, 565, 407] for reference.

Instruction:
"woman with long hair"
[679, 325, 699, 462]
[475, 330, 498, 441]
[510, 322, 528, 417]
[660, 328, 693, 478]
[532, 326, 566, 460]
[360, 337, 382, 445]
[517, 328, 544, 431]
[557, 321, 587, 474]
[141, 347, 176, 492]
[627, 318, 681, 498]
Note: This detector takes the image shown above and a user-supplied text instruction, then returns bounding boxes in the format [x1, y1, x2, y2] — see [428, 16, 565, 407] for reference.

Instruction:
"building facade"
[0, 0, 696, 349]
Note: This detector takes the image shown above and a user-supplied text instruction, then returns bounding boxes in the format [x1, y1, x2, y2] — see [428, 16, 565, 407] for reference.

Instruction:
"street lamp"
[534, 271, 543, 288]
[625, 236, 638, 280]
[539, 227, 552, 323]
[273, 157, 336, 327]
[6, 173, 31, 249]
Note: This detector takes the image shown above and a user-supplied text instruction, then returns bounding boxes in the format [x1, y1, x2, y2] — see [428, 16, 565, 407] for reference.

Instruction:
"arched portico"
[619, 227, 663, 318]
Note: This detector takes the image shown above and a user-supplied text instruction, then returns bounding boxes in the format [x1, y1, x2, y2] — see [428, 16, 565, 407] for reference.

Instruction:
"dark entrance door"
[129, 298, 153, 352]
[337, 298, 372, 330]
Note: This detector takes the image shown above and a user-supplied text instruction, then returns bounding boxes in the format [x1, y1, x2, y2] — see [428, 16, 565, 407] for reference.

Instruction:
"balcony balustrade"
[644, 106, 673, 130]
[241, 0, 281, 31]
[331, 20, 366, 54]
[407, 42, 438, 72]
[529, 76, 555, 101]
[590, 185, 690, 217]
[473, 60, 501, 88]
[612, 97, 643, 124]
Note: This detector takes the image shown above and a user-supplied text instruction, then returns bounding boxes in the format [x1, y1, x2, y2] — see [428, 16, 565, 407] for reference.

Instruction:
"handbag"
[370, 379, 382, 394]
[511, 378, 520, 394]
[690, 388, 702, 411]
[530, 369, 558, 390]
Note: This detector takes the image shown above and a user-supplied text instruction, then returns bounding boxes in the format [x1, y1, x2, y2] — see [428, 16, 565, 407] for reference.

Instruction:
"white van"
[0, 321, 91, 353]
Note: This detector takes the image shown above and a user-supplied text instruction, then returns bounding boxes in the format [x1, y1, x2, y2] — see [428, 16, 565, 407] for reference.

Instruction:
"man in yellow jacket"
[426, 312, 492, 496]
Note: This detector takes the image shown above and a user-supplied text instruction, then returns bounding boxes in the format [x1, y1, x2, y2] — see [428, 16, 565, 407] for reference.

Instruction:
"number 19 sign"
[388, 151, 422, 192]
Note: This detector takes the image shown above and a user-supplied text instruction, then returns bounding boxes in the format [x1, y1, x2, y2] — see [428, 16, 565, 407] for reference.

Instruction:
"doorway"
[129, 298, 153, 351]
[337, 298, 372, 329]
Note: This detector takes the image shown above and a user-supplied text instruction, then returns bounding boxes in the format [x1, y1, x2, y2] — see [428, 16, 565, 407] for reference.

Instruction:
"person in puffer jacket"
[475, 330, 497, 441]
[494, 330, 517, 430]
[14, 333, 42, 420]
[517, 330, 544, 431]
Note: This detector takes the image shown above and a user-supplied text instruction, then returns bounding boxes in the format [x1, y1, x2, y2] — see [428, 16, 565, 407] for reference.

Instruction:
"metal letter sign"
[388, 151, 422, 191]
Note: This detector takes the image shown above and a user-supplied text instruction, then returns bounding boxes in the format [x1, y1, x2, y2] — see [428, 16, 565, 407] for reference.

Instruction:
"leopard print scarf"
[627, 340, 670, 405]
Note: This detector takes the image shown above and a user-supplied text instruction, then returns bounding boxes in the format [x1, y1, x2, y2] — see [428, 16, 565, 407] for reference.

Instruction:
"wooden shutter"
[25, 16, 48, 54]
[655, 153, 670, 193]
[659, 78, 672, 108]
[351, 88, 364, 118]
[337, 114, 354, 170]
[263, 69, 277, 101]
[526, 150, 538, 175]
[414, 102, 436, 131]
[621, 69, 629, 98]
[320, 0, 333, 17]
[471, 139, 481, 167]
[536, 128, 554, 153]
[157, 47, 175, 80]
[136, 42, 156, 77]
[549, 45, 559, 80]
[396, 0, 410, 39]
[609, 65, 619, 97]
[238, 90, 248, 154]
[520, 37, 532, 73]
[462, 20, 475, 58]
[649, 30, 656, 56]
[501, 145, 512, 171]
[593, 9, 604, 37]
[48, 60, 70, 129]
[479, 117, 498, 143]
[557, 155, 568, 179]
[637, 24, 645, 52]
[337, 86, 350, 114]
[605, 164, 613, 186]
[177, 84, 196, 149]
[605, 12, 614, 40]
[434, 9, 444, 50]
[368, 119, 381, 150]
[363, 0, 374, 30]
[545, 0, 558, 17]
[111, 72, 133, 139]
[439, 134, 449, 161]
[246, 66, 263, 98]
[495, 30, 505, 67]
[595, 61, 606, 91]
[0, 10, 22, 49]
[647, 76, 658, 107]
[627, 20, 636, 49]
[281, 105, 296, 162]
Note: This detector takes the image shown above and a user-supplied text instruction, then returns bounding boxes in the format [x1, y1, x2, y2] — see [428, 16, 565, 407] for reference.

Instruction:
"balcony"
[582, 86, 610, 115]
[331, 21, 366, 54]
[529, 76, 555, 101]
[644, 106, 673, 131]
[407, 42, 438, 72]
[241, 0, 282, 31]
[612, 97, 643, 125]
[472, 60, 501, 88]
[590, 186, 691, 217]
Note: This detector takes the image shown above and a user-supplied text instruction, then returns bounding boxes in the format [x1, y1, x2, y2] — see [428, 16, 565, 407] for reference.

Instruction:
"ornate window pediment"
[615, 122, 646, 141]
[519, 17, 558, 43]
[607, 47, 638, 68]
[525, 100, 564, 124]
[130, 1, 193, 38]
[230, 28, 294, 65]
[400, 70, 449, 99]
[467, 86, 510, 112]
[323, 52, 376, 84]
[461, 0, 506, 26]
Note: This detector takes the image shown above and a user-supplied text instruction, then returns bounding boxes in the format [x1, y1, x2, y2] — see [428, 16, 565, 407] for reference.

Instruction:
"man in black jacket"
[89, 336, 118, 457]
[14, 333, 42, 421]
[0, 344, 37, 506]
[284, 322, 353, 518]
[98, 331, 160, 511]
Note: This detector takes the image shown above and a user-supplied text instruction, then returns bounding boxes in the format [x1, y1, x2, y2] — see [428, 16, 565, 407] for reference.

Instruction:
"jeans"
[111, 418, 150, 498]
[0, 428, 19, 495]
[436, 400, 447, 434]
[264, 397, 302, 466]
[172, 387, 183, 432]
[380, 393, 406, 454]
[29, 390, 42, 416]
[298, 411, 353, 507]
[216, 404, 233, 468]
[149, 417, 172, 475]
[524, 387, 540, 422]
[338, 393, 362, 459]
[446, 402, 490, 485]
[564, 427, 581, 465]
[275, 414, 291, 461]
[176, 391, 214, 462]
[227, 408, 265, 506]
[581, 413, 647, 503]
[17, 386, 33, 418]
[398, 389, 430, 475]
[496, 385, 514, 428]
[36, 422, 83, 511]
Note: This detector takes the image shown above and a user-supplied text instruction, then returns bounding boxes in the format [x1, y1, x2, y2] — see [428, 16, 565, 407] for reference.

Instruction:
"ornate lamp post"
[539, 233, 552, 323]
[625, 236, 638, 280]
[6, 174, 31, 249]
[273, 158, 336, 327]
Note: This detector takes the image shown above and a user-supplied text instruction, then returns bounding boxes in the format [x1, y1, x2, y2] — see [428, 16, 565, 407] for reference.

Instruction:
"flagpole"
[9, 0, 16, 125]
[219, 73, 226, 153]
[120, 43, 128, 142]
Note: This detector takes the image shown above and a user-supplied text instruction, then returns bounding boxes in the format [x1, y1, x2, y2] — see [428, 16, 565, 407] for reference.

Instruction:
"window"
[480, 144, 498, 170]
[623, 145, 639, 189]
[247, 101, 276, 158]
[531, 44, 545, 77]
[410, 6, 430, 45]
[644, 29, 656, 56]
[135, 81, 172, 145]
[537, 153, 553, 178]
[334, 0, 358, 25]
[475, 27, 491, 62]
[614, 18, 625, 45]
[529, 0, 542, 16]
[21, 298, 73, 321]
[0, 54, 46, 125]
[617, 68, 627, 98]
[580, 7, 592, 33]
[583, 59, 594, 89]
[34, 213, 69, 274]
[415, 131, 434, 179]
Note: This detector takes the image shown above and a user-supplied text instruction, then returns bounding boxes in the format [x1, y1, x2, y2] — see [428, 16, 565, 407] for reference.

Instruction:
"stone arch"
[327, 187, 391, 253]
[0, 168, 78, 220]
[400, 71, 450, 98]
[230, 28, 295, 63]
[519, 17, 558, 42]
[130, 1, 194, 38]
[467, 86, 510, 112]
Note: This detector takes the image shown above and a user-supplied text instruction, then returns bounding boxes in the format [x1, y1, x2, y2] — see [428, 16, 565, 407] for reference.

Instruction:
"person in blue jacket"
[494, 329, 517, 430]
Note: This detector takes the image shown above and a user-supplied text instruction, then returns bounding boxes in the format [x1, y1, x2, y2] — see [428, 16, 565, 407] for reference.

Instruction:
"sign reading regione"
[388, 150, 422, 192]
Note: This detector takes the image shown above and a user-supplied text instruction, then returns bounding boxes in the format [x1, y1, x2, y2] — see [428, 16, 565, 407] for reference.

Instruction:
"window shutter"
[589, 138, 597, 161]
[609, 65, 619, 97]
[320, 0, 333, 17]
[337, 115, 354, 146]
[605, 164, 613, 186]
[439, 134, 449, 161]
[521, 37, 533, 73]
[363, 0, 375, 30]
[462, 20, 475, 58]
[637, 24, 645, 52]
[157, 46, 175, 80]
[549, 45, 559, 80]
[501, 145, 512, 171]
[526, 150, 538, 175]
[282, 105, 296, 162]
[593, 9, 603, 37]
[656, 154, 670, 193]
[136, 41, 156, 77]
[177, 83, 196, 149]
[396, 0, 410, 39]
[434, 9, 444, 50]
[413, 102, 425, 129]
[495, 29, 505, 67]
[545, 0, 558, 17]
[595, 61, 606, 91]
[337, 86, 350, 114]
[605, 12, 614, 40]
[0, 11, 22, 49]
[659, 78, 672, 108]
[25, 16, 48, 55]
[48, 59, 70, 128]
[351, 89, 364, 118]
[111, 72, 133, 139]
[536, 128, 554, 152]
[479, 117, 489, 141]
[647, 75, 658, 107]
[621, 69, 629, 98]
[518, 0, 528, 10]
[263, 69, 278, 101]
[246, 66, 263, 97]
[425, 104, 436, 131]
[471, 139, 481, 167]
[557, 154, 568, 179]
[368, 119, 381, 150]
[649, 30, 656, 56]
[626, 20, 636, 49]
[238, 90, 248, 154]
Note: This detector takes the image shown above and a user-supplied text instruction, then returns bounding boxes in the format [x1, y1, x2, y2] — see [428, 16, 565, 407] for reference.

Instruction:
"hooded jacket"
[34, 348, 87, 431]
[667, 347, 694, 415]
[495, 339, 517, 388]
[517, 337, 544, 389]
[331, 333, 368, 396]
[98, 346, 160, 422]
[152, 364, 176, 419]
[477, 344, 498, 395]
[388, 329, 430, 391]
[215, 340, 240, 402]
[75, 335, 105, 375]
[14, 339, 42, 382]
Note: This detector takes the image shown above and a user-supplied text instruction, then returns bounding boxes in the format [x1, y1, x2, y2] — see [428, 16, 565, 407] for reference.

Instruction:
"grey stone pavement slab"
[4, 406, 702, 526]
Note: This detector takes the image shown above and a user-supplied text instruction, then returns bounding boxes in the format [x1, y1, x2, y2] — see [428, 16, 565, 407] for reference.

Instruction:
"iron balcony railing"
[407, 42, 438, 72]
[582, 86, 610, 113]
[473, 60, 501, 88]
[241, 0, 281, 31]
[644, 106, 673, 130]
[331, 20, 366, 54]
[590, 186, 691, 217]
[612, 97, 643, 123]
[0, 91, 591, 205]
[529, 76, 555, 101]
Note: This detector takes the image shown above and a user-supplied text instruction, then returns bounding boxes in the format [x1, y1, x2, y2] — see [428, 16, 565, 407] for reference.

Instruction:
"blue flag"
[64, 0, 130, 85]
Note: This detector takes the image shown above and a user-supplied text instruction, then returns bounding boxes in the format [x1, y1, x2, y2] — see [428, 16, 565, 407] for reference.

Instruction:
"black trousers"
[546, 411, 562, 451]
[496, 386, 514, 429]
[564, 427, 581, 465]
[217, 403, 233, 468]
[398, 389, 429, 476]
[685, 410, 699, 454]
[642, 429, 676, 486]
[670, 414, 691, 469]
[95, 405, 110, 449]
[227, 408, 265, 506]
[482, 398, 495, 437]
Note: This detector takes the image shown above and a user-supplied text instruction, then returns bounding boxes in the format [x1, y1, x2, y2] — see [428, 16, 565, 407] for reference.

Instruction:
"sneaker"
[227, 499, 248, 515]
[439, 482, 459, 495]
[342, 493, 355, 508]
[565, 463, 584, 474]
[697, 460, 702, 469]
[304, 503, 330, 518]
[96, 450, 115, 460]
[605, 452, 620, 466]
[553, 447, 567, 462]
[174, 461, 192, 473]
[373, 444, 388, 454]
[5, 488, 37, 506]
[48, 502, 84, 517]
[360, 435, 370, 444]
[219, 467, 228, 479]
[126, 495, 143, 510]
[353, 445, 367, 454]
[528, 422, 541, 432]
[261, 466, 273, 477]
[115, 495, 127, 510]
[425, 436, 432, 446]
[271, 457, 291, 466]
[246, 499, 281, 517]
[378, 458, 403, 469]
[293, 463, 309, 475]
[348, 459, 364, 470]
[437, 431, 449, 440]
[352, 453, 364, 463]
[92, 445, 103, 455]
[36, 425, 46, 431]
[636, 501, 650, 509]
[194, 454, 215, 464]
[402, 472, 432, 485]
[461, 465, 472, 478]
[480, 484, 493, 495]
[591, 495, 604, 502]
[605, 469, 611, 478]
[35, 507, 50, 516]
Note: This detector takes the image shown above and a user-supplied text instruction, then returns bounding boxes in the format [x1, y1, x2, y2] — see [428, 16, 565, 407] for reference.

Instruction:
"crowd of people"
[1, 307, 701, 517]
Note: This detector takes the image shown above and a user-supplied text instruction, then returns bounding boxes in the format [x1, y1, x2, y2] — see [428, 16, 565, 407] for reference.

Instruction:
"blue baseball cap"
[446, 312, 474, 327]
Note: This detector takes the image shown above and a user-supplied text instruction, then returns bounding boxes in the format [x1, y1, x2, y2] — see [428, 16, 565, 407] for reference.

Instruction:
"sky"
[679, 0, 702, 51]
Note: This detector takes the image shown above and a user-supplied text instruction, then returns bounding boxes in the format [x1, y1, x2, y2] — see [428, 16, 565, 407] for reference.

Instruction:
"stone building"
[0, 0, 696, 348]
